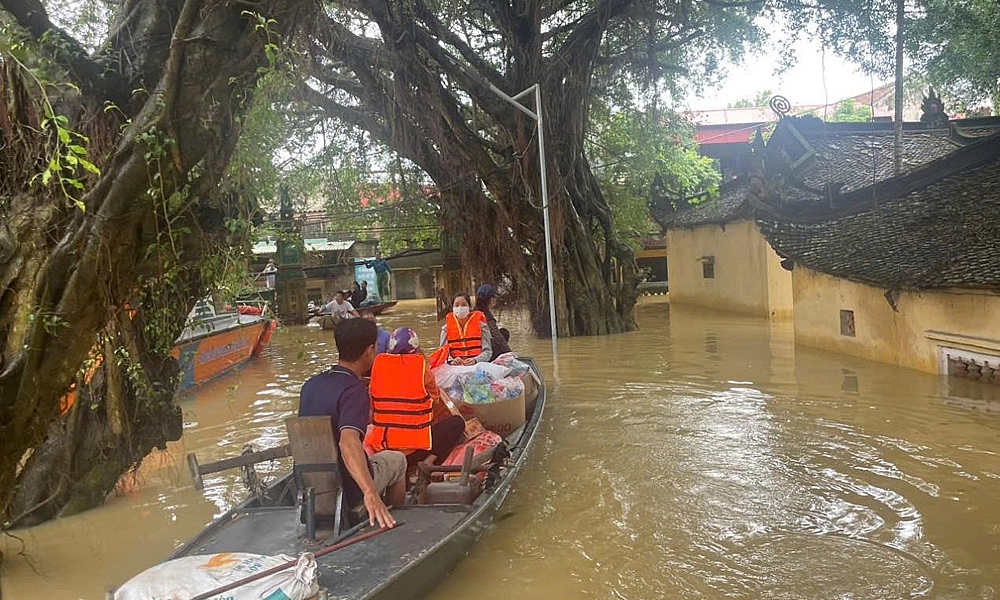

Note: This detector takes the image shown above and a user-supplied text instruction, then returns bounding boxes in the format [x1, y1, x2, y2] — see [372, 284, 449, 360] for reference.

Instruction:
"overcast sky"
[687, 36, 887, 111]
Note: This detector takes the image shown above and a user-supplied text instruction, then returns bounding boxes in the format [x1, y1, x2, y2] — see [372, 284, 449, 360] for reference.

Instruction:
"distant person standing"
[366, 251, 391, 301]
[261, 259, 278, 290]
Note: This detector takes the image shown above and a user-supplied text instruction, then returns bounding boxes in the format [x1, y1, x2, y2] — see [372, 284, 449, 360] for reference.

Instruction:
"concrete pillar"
[274, 185, 308, 324]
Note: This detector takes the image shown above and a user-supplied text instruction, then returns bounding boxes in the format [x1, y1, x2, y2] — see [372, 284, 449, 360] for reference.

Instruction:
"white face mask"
[453, 306, 470, 319]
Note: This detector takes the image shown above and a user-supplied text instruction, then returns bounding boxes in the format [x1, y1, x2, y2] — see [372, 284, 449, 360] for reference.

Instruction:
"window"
[839, 310, 855, 337]
[701, 256, 715, 279]
[939, 346, 1000, 411]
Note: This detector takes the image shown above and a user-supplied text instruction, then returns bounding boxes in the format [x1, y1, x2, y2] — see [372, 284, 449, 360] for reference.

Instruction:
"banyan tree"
[295, 0, 771, 337]
[0, 0, 318, 528]
[0, 0, 914, 528]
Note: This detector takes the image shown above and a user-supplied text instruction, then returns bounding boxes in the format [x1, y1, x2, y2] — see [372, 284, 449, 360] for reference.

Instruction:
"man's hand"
[364, 491, 396, 528]
[339, 429, 396, 529]
[460, 357, 476, 366]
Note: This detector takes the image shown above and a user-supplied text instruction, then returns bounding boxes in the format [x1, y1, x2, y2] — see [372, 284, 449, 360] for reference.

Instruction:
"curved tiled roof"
[757, 135, 1000, 291]
[650, 182, 749, 229]
[767, 118, 1000, 208]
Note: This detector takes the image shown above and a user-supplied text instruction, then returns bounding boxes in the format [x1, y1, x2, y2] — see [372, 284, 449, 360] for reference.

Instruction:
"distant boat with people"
[310, 301, 397, 330]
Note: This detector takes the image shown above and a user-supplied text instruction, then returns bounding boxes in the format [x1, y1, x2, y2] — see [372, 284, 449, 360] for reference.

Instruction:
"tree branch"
[551, 0, 638, 80]
[0, 0, 126, 103]
[413, 0, 507, 89]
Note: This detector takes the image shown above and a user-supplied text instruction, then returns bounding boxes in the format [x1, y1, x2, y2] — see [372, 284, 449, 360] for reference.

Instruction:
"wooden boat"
[314, 302, 398, 330]
[61, 301, 277, 413]
[315, 314, 340, 330]
[170, 300, 278, 393]
[356, 301, 397, 317]
[165, 359, 545, 600]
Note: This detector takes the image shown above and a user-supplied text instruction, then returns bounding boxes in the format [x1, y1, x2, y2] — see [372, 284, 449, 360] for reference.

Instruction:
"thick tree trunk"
[304, 3, 640, 338]
[8, 312, 183, 528]
[0, 0, 318, 529]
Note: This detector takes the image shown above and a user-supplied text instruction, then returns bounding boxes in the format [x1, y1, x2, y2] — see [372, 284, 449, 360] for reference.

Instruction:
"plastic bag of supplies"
[114, 551, 319, 600]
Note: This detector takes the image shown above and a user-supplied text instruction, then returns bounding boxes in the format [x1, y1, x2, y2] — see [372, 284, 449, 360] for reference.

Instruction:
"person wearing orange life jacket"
[439, 292, 492, 366]
[366, 327, 466, 467]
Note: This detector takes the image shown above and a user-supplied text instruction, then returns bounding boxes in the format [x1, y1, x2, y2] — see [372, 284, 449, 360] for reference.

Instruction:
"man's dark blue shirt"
[298, 366, 371, 507]
[369, 258, 390, 275]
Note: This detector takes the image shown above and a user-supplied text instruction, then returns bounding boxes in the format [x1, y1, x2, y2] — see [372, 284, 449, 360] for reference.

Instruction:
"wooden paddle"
[188, 523, 400, 600]
[187, 444, 291, 491]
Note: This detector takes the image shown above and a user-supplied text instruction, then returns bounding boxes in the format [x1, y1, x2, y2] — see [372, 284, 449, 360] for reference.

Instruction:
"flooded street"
[5, 299, 1000, 599]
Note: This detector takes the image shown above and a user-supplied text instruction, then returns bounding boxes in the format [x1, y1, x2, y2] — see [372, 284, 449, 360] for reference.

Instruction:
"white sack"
[114, 551, 319, 600]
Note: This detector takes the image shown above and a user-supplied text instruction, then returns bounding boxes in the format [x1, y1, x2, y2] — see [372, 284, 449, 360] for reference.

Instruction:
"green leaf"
[9, 44, 27, 62]
[79, 158, 100, 175]
[57, 127, 71, 144]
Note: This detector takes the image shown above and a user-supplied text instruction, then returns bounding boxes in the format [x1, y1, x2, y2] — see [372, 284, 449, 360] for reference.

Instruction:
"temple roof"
[764, 117, 1000, 209]
[653, 116, 1000, 231]
[755, 132, 1000, 292]
[650, 180, 749, 229]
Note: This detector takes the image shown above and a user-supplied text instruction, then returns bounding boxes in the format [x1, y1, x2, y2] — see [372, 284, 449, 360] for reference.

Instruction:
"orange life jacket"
[365, 353, 433, 452]
[445, 312, 486, 358]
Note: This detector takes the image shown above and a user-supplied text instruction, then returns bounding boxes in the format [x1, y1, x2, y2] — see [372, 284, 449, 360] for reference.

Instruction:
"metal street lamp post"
[487, 83, 559, 359]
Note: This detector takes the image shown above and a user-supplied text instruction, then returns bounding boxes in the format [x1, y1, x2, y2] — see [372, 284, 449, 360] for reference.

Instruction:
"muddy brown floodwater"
[4, 298, 1000, 599]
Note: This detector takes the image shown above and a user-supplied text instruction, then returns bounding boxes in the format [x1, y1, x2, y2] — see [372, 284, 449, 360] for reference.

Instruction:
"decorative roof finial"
[920, 87, 948, 128]
[769, 95, 791, 120]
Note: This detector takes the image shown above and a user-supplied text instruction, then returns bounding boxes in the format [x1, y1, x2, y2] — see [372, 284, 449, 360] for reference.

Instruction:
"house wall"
[666, 220, 792, 319]
[766, 243, 795, 320]
[392, 267, 438, 300]
[305, 277, 351, 304]
[792, 267, 1000, 374]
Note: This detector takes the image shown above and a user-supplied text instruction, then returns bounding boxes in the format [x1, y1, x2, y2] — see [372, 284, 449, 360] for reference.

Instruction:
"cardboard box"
[469, 392, 526, 437]
[522, 371, 540, 417]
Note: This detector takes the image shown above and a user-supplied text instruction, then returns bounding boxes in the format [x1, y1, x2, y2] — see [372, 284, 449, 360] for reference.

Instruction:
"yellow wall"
[765, 242, 794, 320]
[666, 220, 792, 319]
[792, 267, 1000, 373]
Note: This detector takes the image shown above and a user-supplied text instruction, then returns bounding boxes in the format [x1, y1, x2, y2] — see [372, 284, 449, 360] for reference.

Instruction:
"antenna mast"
[893, 0, 904, 175]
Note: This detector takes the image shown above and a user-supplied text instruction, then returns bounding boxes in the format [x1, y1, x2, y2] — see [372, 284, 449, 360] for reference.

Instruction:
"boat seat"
[285, 416, 346, 539]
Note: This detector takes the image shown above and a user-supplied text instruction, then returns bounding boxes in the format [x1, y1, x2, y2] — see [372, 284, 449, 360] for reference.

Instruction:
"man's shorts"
[369, 450, 406, 496]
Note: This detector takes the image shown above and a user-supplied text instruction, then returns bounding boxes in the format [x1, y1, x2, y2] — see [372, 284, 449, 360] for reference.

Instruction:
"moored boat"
[117, 358, 545, 600]
[170, 300, 278, 393]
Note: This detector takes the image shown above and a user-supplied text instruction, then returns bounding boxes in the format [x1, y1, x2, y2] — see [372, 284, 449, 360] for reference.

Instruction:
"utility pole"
[893, 0, 904, 175]
[487, 83, 559, 361]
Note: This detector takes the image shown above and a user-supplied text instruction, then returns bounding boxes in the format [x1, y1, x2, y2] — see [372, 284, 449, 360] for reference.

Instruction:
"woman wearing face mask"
[440, 292, 491, 366]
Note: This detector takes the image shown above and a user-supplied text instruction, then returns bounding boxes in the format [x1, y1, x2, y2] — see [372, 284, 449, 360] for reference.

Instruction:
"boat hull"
[357, 301, 397, 316]
[165, 359, 545, 599]
[170, 318, 277, 393]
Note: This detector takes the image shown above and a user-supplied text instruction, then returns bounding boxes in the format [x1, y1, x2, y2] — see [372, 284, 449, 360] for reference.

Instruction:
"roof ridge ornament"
[920, 87, 949, 128]
[769, 95, 791, 120]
